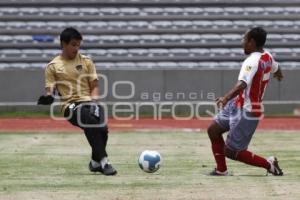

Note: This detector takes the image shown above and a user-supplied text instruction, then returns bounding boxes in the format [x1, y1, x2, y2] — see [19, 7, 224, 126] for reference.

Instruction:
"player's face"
[62, 39, 81, 59]
[242, 32, 251, 55]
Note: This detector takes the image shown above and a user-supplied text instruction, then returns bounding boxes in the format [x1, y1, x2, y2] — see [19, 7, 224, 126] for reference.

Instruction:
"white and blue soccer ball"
[138, 150, 162, 173]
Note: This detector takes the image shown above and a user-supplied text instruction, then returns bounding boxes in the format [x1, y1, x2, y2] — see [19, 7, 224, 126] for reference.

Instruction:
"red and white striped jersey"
[236, 51, 279, 116]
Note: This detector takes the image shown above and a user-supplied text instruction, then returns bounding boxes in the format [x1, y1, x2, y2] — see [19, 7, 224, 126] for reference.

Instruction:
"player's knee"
[224, 146, 237, 160]
[207, 125, 213, 137]
[207, 125, 218, 140]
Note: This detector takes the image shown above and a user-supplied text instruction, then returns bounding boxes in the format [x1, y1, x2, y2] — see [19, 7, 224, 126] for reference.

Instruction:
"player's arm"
[90, 79, 100, 101]
[270, 59, 283, 81]
[216, 81, 247, 109]
[37, 64, 55, 105]
[216, 58, 257, 108]
[86, 57, 100, 101]
[87, 59, 102, 117]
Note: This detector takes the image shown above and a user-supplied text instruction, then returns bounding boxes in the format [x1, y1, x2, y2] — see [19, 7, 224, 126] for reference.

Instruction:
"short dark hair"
[247, 27, 267, 48]
[60, 27, 82, 44]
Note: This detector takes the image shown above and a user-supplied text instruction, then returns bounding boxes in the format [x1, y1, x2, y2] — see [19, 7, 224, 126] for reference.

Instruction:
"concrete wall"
[0, 69, 299, 114]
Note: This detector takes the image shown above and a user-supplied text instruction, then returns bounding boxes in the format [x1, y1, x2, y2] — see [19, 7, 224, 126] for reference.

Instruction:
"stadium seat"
[163, 7, 183, 15]
[285, 7, 300, 15]
[107, 49, 128, 56]
[271, 48, 293, 57]
[169, 48, 190, 57]
[95, 62, 116, 69]
[267, 34, 283, 42]
[60, 7, 79, 16]
[204, 7, 224, 15]
[157, 62, 179, 68]
[39, 7, 60, 15]
[197, 62, 219, 68]
[218, 61, 241, 69]
[221, 34, 241, 43]
[85, 49, 107, 57]
[152, 21, 173, 29]
[99, 7, 119, 15]
[136, 62, 157, 69]
[119, 7, 140, 16]
[180, 34, 202, 43]
[128, 21, 149, 29]
[192, 20, 213, 28]
[0, 7, 19, 15]
[172, 21, 194, 29]
[119, 35, 140, 43]
[31, 62, 47, 68]
[42, 49, 60, 57]
[160, 34, 181, 43]
[46, 21, 66, 29]
[84, 35, 101, 43]
[32, 35, 55, 42]
[143, 7, 164, 15]
[280, 61, 300, 68]
[182, 7, 204, 15]
[233, 20, 253, 28]
[0, 35, 13, 43]
[189, 48, 210, 56]
[139, 35, 161, 43]
[87, 21, 108, 29]
[264, 7, 285, 15]
[178, 62, 199, 68]
[148, 48, 169, 56]
[80, 7, 99, 16]
[201, 34, 222, 43]
[19, 7, 40, 16]
[128, 48, 149, 56]
[22, 49, 43, 58]
[0, 63, 10, 69]
[115, 62, 137, 68]
[0, 49, 22, 58]
[223, 7, 244, 15]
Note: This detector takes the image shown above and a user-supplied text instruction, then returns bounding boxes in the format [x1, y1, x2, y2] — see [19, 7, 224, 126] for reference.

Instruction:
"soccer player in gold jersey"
[38, 27, 117, 175]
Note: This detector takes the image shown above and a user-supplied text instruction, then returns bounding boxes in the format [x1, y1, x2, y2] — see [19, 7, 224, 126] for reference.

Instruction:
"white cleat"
[267, 156, 283, 176]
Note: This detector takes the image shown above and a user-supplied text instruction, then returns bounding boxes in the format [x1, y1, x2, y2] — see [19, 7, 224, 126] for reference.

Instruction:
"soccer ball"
[138, 150, 162, 173]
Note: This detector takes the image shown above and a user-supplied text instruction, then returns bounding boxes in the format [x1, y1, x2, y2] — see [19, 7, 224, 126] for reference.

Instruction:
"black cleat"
[89, 162, 117, 176]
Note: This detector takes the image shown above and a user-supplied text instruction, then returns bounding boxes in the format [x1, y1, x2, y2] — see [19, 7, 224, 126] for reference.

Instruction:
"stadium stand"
[0, 0, 300, 69]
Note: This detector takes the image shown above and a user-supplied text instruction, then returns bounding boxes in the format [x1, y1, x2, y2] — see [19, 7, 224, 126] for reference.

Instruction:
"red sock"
[236, 150, 270, 169]
[211, 137, 227, 172]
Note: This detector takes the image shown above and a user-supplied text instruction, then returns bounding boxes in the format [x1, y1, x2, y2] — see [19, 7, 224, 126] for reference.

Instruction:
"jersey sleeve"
[85, 58, 98, 83]
[238, 57, 258, 86]
[45, 64, 56, 89]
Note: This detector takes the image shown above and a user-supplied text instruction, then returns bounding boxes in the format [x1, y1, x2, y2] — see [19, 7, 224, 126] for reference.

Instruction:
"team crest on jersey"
[75, 64, 83, 72]
[245, 65, 252, 72]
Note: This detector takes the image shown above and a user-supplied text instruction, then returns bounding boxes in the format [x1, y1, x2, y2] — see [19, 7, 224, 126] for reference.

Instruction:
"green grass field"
[0, 131, 299, 200]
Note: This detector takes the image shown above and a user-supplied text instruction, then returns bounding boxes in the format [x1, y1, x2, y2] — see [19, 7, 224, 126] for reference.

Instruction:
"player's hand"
[273, 67, 283, 81]
[216, 96, 228, 109]
[37, 95, 54, 105]
[273, 71, 283, 81]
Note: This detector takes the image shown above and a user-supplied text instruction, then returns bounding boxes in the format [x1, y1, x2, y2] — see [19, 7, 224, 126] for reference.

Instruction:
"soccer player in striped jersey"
[207, 27, 284, 176]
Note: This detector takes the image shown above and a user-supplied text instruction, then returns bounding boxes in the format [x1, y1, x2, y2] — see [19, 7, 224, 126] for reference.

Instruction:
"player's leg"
[207, 100, 232, 175]
[79, 105, 116, 175]
[208, 121, 229, 175]
[66, 103, 116, 175]
[225, 111, 283, 175]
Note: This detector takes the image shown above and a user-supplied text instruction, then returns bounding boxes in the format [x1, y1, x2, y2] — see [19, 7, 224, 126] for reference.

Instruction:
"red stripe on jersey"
[250, 53, 272, 117]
